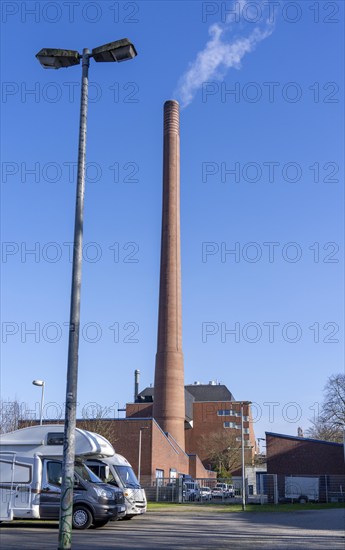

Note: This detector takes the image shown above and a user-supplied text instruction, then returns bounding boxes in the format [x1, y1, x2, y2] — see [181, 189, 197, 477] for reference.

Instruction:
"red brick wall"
[185, 401, 255, 470]
[266, 433, 344, 475]
[77, 418, 191, 480]
[76, 417, 217, 481]
[76, 418, 152, 477]
[151, 423, 189, 478]
[126, 403, 153, 418]
[189, 454, 217, 480]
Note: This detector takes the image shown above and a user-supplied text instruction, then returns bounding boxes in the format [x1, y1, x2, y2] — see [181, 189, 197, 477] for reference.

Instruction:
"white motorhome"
[0, 424, 146, 519]
[0, 425, 126, 528]
[86, 456, 147, 518]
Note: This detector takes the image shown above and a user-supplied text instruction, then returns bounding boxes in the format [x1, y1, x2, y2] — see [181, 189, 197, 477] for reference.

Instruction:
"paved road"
[0, 509, 344, 549]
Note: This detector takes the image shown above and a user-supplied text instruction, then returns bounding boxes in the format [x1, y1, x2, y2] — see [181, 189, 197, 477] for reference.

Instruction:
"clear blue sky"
[1, 1, 344, 442]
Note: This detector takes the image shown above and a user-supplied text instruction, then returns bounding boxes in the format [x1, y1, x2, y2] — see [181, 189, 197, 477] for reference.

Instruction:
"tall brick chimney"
[153, 100, 185, 450]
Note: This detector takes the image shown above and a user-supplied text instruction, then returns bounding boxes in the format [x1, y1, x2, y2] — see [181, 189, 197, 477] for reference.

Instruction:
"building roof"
[137, 383, 236, 404]
[185, 384, 235, 402]
[136, 386, 154, 402]
[265, 432, 344, 447]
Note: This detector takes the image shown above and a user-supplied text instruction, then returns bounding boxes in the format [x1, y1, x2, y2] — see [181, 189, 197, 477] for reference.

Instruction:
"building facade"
[127, 381, 256, 476]
[266, 432, 344, 475]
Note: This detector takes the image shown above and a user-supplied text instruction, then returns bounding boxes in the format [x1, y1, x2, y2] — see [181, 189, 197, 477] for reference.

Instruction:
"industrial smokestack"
[134, 369, 140, 402]
[153, 100, 185, 450]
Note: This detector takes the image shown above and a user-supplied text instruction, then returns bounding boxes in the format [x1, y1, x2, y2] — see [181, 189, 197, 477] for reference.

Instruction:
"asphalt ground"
[0, 508, 344, 549]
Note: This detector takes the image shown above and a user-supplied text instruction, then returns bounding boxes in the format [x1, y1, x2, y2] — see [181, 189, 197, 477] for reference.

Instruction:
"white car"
[199, 486, 212, 501]
[212, 483, 235, 498]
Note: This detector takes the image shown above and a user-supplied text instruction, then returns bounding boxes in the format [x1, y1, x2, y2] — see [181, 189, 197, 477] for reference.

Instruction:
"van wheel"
[72, 506, 93, 529]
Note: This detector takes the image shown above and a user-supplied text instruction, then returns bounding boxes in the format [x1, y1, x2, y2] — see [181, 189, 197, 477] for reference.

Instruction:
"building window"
[224, 422, 241, 429]
[155, 469, 164, 486]
[218, 409, 241, 417]
[242, 416, 249, 421]
[243, 428, 250, 434]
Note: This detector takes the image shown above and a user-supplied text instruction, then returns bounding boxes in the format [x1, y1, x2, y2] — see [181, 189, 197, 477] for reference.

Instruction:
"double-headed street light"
[240, 401, 252, 511]
[230, 400, 252, 510]
[36, 39, 137, 69]
[32, 379, 45, 425]
[36, 38, 137, 550]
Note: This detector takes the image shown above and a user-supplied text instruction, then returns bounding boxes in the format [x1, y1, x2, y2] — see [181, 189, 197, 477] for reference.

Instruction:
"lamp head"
[32, 379, 44, 386]
[92, 39, 137, 63]
[36, 49, 80, 69]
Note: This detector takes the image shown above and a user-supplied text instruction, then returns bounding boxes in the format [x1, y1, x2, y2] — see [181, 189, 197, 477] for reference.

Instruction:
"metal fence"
[140, 474, 345, 505]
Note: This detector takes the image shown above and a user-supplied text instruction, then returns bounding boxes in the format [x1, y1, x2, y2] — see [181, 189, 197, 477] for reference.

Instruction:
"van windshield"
[74, 463, 103, 484]
[114, 466, 140, 489]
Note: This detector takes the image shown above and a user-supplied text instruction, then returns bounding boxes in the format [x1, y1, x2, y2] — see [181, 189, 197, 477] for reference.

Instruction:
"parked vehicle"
[211, 485, 224, 498]
[227, 484, 235, 498]
[212, 483, 235, 498]
[199, 486, 212, 501]
[285, 476, 319, 503]
[183, 480, 200, 501]
[86, 455, 147, 518]
[0, 425, 126, 528]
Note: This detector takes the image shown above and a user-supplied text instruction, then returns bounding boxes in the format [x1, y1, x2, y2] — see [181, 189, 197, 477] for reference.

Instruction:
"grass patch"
[147, 501, 345, 513]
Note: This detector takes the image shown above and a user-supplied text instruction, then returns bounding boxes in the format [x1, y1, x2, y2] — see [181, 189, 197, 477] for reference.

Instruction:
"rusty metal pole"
[57, 48, 90, 550]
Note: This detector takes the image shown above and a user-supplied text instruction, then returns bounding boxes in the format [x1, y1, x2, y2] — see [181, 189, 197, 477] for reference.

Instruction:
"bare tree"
[306, 373, 345, 443]
[76, 405, 118, 448]
[200, 432, 246, 477]
[0, 399, 34, 434]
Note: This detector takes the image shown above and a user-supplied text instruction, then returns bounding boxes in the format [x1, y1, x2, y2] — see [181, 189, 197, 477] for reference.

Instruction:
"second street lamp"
[32, 379, 45, 425]
[36, 39, 137, 550]
[240, 401, 252, 511]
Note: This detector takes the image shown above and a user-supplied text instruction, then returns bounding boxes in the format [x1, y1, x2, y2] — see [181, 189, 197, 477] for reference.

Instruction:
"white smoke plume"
[176, 1, 275, 108]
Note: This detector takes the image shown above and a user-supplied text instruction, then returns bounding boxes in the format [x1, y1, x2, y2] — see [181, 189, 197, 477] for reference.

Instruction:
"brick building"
[266, 432, 344, 475]
[184, 383, 256, 472]
[76, 417, 211, 484]
[125, 381, 256, 477]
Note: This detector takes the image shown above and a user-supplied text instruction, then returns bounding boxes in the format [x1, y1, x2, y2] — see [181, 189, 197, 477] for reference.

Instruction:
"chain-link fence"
[141, 474, 345, 504]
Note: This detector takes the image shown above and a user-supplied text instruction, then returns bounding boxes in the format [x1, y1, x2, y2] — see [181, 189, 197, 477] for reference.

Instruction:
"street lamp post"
[240, 400, 252, 511]
[241, 402, 246, 511]
[36, 39, 137, 550]
[32, 380, 45, 425]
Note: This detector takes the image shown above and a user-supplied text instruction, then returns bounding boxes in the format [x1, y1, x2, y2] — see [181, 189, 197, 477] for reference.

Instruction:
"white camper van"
[0, 425, 126, 528]
[85, 455, 147, 518]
